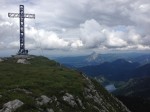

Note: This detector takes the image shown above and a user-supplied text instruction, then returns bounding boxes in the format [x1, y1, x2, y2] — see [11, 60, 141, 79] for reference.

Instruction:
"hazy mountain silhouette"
[78, 59, 140, 81]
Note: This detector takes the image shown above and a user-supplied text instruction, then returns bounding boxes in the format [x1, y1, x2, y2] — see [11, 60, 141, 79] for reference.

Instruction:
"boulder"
[0, 99, 24, 112]
[36, 95, 51, 106]
[17, 59, 30, 64]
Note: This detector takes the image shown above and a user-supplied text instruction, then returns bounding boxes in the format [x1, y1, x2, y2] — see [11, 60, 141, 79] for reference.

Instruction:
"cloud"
[80, 19, 106, 48]
[71, 40, 83, 48]
[0, 19, 19, 49]
[26, 27, 70, 50]
[0, 0, 150, 56]
[79, 19, 150, 50]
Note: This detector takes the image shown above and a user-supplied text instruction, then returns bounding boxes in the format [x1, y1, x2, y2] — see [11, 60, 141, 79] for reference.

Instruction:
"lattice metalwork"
[8, 5, 35, 55]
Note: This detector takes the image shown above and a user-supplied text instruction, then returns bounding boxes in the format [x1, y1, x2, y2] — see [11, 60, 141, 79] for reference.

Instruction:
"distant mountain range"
[78, 59, 143, 81]
[54, 52, 150, 68]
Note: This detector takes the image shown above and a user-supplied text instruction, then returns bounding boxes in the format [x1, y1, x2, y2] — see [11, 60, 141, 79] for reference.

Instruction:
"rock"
[46, 108, 54, 112]
[17, 59, 30, 64]
[93, 106, 101, 112]
[76, 97, 85, 109]
[0, 99, 24, 112]
[56, 101, 60, 107]
[59, 109, 63, 112]
[36, 95, 51, 106]
[83, 80, 105, 111]
[62, 93, 77, 107]
[84, 79, 102, 105]
[51, 96, 57, 102]
[0, 95, 2, 98]
[0, 59, 3, 62]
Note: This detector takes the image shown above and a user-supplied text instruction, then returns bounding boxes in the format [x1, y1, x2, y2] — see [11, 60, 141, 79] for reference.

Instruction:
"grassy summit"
[0, 56, 130, 112]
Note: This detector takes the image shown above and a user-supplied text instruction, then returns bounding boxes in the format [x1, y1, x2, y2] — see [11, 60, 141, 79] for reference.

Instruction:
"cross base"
[8, 5, 35, 56]
[12, 54, 33, 59]
[18, 49, 28, 55]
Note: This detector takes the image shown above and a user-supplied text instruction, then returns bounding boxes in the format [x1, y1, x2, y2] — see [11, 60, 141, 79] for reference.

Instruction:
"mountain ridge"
[78, 59, 140, 81]
[55, 52, 150, 67]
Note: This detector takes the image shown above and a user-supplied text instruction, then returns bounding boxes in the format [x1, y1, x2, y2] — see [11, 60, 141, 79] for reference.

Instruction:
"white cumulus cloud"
[0, 0, 150, 56]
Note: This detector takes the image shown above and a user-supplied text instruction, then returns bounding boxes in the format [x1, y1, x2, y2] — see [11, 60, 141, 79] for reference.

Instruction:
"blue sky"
[0, 0, 150, 57]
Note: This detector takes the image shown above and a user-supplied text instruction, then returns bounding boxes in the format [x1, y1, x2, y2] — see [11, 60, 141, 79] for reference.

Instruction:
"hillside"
[114, 77, 150, 98]
[0, 55, 130, 112]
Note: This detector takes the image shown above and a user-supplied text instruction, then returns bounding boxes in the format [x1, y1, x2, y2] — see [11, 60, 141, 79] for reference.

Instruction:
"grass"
[0, 56, 86, 111]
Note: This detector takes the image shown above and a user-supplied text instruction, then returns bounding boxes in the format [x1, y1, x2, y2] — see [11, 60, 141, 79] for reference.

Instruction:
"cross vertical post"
[19, 5, 25, 55]
[8, 5, 35, 55]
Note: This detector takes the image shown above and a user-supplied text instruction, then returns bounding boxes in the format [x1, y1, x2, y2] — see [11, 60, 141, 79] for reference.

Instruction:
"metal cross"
[8, 5, 35, 55]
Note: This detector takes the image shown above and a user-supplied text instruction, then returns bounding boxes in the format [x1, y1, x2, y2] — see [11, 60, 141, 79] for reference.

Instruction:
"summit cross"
[8, 5, 35, 55]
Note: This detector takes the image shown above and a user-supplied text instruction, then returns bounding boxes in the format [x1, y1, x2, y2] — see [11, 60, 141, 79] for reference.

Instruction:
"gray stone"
[36, 95, 51, 106]
[0, 95, 2, 98]
[51, 96, 57, 102]
[46, 108, 54, 112]
[59, 109, 63, 112]
[93, 106, 101, 112]
[56, 101, 60, 107]
[0, 99, 24, 112]
[76, 97, 85, 109]
[62, 93, 77, 107]
[0, 59, 3, 62]
[0, 108, 11, 112]
[17, 59, 30, 64]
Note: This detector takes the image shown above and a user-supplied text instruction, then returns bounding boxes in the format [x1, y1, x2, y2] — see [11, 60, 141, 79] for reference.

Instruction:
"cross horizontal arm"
[24, 14, 35, 19]
[8, 13, 35, 19]
[8, 13, 19, 18]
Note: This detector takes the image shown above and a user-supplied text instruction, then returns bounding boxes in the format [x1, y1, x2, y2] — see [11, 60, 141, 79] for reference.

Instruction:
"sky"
[0, 0, 150, 57]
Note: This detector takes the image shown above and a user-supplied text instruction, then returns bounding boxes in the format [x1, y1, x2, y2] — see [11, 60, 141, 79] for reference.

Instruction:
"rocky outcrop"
[83, 77, 131, 112]
[0, 99, 24, 112]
